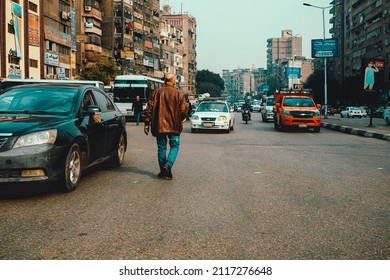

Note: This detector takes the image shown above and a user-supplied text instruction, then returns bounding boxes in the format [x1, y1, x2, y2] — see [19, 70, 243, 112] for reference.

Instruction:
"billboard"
[286, 67, 301, 79]
[361, 58, 385, 91]
[311, 39, 338, 58]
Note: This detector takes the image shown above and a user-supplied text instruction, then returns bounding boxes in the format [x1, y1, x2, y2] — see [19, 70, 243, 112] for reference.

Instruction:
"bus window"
[113, 75, 163, 119]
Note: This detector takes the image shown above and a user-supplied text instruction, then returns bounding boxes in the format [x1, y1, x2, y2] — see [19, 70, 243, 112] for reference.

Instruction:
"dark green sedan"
[0, 83, 127, 192]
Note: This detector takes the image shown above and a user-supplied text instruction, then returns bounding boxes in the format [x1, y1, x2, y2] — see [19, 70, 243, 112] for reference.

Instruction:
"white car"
[260, 97, 275, 122]
[340, 107, 364, 118]
[357, 107, 368, 117]
[190, 100, 235, 133]
[251, 101, 261, 112]
[383, 109, 390, 126]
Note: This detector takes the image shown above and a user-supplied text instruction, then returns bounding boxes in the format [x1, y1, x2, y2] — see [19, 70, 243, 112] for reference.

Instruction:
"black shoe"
[158, 170, 165, 178]
[163, 164, 173, 180]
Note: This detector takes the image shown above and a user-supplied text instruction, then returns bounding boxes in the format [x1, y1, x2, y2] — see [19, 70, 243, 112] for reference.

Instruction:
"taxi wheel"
[63, 144, 82, 192]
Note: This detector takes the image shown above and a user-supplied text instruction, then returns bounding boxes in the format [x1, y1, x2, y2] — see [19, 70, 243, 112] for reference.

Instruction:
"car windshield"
[283, 97, 315, 107]
[0, 87, 77, 115]
[197, 102, 228, 112]
[266, 99, 274, 106]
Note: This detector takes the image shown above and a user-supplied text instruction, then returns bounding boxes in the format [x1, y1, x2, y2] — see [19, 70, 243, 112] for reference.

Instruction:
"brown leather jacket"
[144, 85, 187, 137]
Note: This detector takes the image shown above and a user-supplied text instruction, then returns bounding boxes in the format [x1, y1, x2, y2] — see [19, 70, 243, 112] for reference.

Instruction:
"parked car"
[190, 99, 235, 133]
[0, 83, 127, 192]
[357, 106, 368, 117]
[340, 107, 364, 118]
[372, 107, 385, 118]
[383, 109, 390, 126]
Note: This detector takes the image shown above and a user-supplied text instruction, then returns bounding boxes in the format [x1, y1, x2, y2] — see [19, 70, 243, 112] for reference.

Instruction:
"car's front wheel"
[110, 132, 126, 167]
[63, 143, 82, 192]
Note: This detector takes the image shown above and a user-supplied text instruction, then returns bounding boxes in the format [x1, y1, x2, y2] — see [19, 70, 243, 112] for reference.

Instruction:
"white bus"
[0, 78, 104, 93]
[113, 75, 164, 118]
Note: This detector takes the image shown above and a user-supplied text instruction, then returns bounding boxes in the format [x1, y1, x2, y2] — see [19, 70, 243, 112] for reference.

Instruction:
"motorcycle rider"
[241, 100, 252, 121]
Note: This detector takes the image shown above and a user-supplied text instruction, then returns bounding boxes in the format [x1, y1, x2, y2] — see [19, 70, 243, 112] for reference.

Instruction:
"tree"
[79, 59, 119, 85]
[196, 82, 222, 97]
[196, 70, 224, 97]
[304, 69, 340, 106]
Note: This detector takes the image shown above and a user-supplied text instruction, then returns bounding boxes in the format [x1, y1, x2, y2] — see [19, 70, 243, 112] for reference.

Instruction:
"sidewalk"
[321, 115, 390, 141]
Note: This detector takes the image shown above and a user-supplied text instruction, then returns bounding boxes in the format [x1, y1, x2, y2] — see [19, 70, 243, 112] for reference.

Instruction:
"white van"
[260, 96, 275, 122]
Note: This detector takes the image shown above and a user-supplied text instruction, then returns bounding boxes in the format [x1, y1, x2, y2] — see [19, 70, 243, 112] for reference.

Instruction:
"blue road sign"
[311, 39, 338, 58]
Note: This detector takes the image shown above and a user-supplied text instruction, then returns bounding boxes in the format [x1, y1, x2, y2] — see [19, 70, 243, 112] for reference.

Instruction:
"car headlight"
[191, 115, 199, 120]
[314, 110, 321, 116]
[218, 116, 228, 121]
[13, 129, 57, 149]
[283, 110, 291, 116]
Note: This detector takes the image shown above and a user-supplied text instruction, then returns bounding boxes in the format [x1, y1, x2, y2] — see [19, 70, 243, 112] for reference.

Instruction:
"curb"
[322, 122, 390, 142]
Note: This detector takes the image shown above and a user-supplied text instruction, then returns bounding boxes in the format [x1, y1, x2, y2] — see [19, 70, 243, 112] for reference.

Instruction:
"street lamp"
[286, 31, 301, 90]
[303, 2, 332, 118]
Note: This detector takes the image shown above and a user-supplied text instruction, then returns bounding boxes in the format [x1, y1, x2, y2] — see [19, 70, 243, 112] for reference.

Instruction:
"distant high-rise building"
[267, 30, 302, 70]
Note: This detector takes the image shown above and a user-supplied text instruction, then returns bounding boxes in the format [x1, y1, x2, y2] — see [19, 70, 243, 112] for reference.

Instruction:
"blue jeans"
[134, 112, 141, 125]
[156, 135, 180, 170]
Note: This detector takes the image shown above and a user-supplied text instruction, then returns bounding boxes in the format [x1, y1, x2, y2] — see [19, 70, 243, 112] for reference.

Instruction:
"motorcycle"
[242, 109, 250, 124]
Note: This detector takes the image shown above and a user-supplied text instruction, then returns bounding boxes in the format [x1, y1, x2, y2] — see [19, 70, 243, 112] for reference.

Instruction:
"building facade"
[223, 67, 267, 100]
[267, 30, 302, 70]
[1, 1, 196, 86]
[330, 0, 390, 95]
[162, 5, 197, 96]
[0, 0, 43, 79]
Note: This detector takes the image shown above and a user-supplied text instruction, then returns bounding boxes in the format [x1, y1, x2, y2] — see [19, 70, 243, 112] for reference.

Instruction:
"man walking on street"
[143, 74, 187, 179]
[132, 95, 143, 125]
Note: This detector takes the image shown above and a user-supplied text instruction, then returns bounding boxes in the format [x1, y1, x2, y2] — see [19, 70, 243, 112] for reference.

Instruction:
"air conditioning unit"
[84, 6, 92, 12]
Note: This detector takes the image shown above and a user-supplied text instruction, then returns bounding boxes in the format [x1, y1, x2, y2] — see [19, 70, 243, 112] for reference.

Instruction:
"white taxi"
[190, 99, 235, 133]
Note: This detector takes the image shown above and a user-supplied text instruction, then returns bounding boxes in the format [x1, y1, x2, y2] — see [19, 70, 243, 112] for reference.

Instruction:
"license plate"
[203, 122, 214, 127]
[299, 123, 307, 128]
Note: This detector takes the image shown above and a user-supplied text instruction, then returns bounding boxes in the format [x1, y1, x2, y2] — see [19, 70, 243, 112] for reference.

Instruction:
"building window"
[29, 1, 38, 12]
[8, 24, 15, 34]
[58, 45, 70, 56]
[29, 59, 38, 68]
[8, 55, 20, 65]
[46, 41, 57, 52]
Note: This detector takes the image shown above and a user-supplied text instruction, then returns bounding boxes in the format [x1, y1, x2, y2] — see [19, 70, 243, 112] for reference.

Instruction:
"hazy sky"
[161, 0, 333, 74]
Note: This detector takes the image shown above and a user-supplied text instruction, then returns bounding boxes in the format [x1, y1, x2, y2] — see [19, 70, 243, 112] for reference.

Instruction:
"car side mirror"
[317, 104, 322, 109]
[83, 105, 101, 116]
[275, 103, 281, 108]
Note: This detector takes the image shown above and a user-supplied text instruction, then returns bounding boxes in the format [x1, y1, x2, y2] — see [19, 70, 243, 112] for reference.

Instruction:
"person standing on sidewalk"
[132, 95, 143, 125]
[143, 74, 187, 179]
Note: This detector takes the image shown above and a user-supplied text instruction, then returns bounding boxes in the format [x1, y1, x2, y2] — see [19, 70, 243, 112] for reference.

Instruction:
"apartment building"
[160, 19, 184, 77]
[330, 0, 390, 92]
[162, 5, 197, 96]
[43, 0, 75, 80]
[267, 30, 302, 70]
[1, 1, 196, 84]
[222, 68, 267, 100]
[0, 0, 43, 79]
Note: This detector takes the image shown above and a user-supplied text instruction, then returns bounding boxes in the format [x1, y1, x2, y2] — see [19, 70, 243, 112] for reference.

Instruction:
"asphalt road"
[0, 112, 389, 260]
